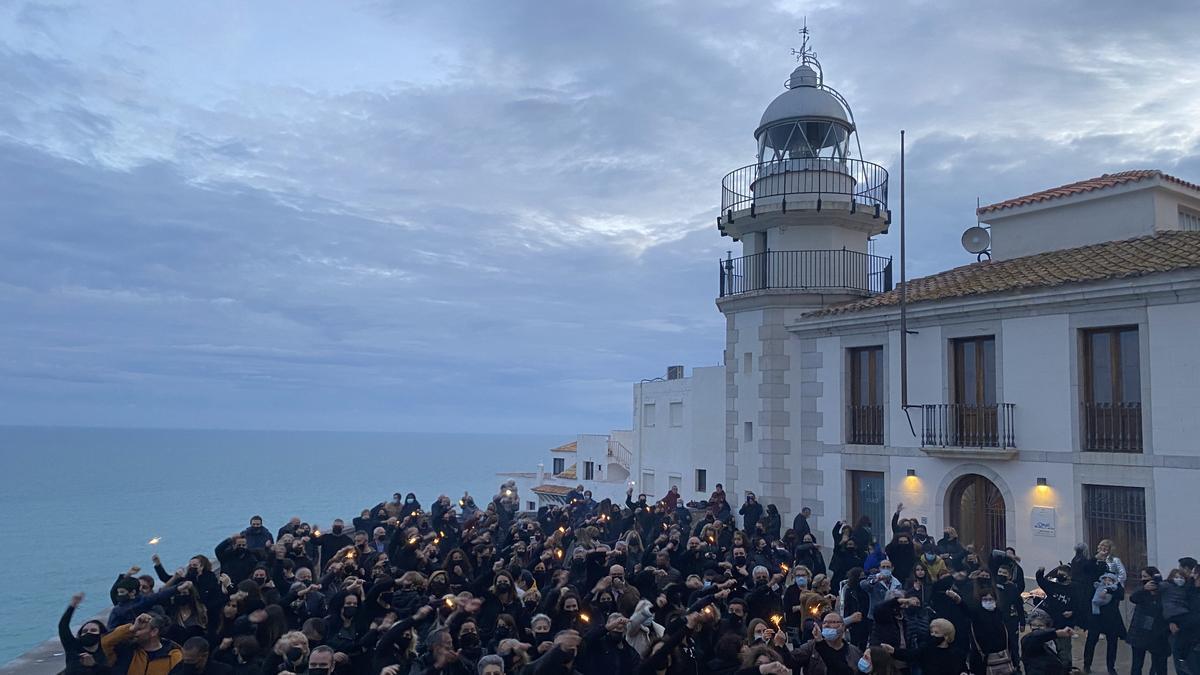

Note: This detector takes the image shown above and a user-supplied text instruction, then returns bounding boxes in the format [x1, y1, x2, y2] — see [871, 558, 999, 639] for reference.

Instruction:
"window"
[695, 468, 707, 493]
[950, 336, 1000, 446]
[850, 471, 885, 536]
[526, 501, 535, 511]
[669, 474, 682, 493]
[584, 461, 594, 480]
[552, 457, 565, 475]
[640, 471, 655, 496]
[744, 421, 754, 442]
[669, 401, 683, 427]
[848, 346, 884, 444]
[1084, 484, 1148, 575]
[744, 352, 753, 374]
[1181, 208, 1200, 232]
[1082, 327, 1142, 451]
[642, 403, 656, 427]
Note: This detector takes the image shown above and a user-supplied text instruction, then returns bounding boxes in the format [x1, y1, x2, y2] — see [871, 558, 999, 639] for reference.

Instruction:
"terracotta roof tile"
[531, 484, 574, 496]
[804, 231, 1200, 318]
[555, 463, 577, 479]
[550, 441, 577, 454]
[977, 170, 1200, 215]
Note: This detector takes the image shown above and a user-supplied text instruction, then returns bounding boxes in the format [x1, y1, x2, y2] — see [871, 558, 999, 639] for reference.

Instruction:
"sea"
[0, 426, 563, 665]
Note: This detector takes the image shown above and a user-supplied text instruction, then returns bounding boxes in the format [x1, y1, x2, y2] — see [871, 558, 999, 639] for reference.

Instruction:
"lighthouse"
[717, 34, 891, 516]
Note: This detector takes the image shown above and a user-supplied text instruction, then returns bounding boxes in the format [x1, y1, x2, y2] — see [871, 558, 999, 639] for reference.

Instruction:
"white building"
[712, 44, 1200, 575]
[500, 41, 1200, 577]
[498, 365, 724, 511]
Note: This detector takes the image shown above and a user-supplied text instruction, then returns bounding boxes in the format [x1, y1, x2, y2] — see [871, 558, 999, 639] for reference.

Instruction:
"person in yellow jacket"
[917, 546, 949, 579]
[101, 613, 182, 675]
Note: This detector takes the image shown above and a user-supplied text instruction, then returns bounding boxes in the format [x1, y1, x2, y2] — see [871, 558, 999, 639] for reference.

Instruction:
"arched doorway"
[948, 474, 1007, 553]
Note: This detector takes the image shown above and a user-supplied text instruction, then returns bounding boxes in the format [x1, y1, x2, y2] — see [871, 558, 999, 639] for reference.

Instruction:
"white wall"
[633, 366, 725, 501]
[1000, 315, 1073, 452]
[1147, 303, 1200, 456]
[987, 188, 1158, 260]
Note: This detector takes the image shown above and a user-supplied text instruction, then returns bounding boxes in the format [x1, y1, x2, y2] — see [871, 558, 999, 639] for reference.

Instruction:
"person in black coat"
[792, 507, 813, 542]
[214, 535, 263, 585]
[60, 593, 110, 675]
[169, 637, 232, 675]
[1083, 572, 1125, 675]
[1022, 610, 1073, 675]
[740, 493, 764, 534]
[1127, 568, 1170, 675]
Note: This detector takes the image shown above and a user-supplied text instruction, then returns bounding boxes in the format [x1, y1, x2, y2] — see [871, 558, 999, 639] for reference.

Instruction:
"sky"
[1, 0, 1199, 434]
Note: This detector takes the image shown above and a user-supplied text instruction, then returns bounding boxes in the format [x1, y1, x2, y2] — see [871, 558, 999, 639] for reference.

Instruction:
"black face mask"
[459, 633, 480, 648]
[495, 626, 512, 640]
[342, 606, 358, 619]
[734, 556, 747, 566]
[533, 631, 551, 645]
[331, 526, 344, 535]
[308, 667, 330, 675]
[285, 647, 304, 663]
[78, 632, 101, 648]
[496, 582, 511, 592]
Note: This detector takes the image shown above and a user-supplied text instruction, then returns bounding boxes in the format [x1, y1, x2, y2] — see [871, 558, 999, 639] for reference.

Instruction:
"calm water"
[0, 426, 560, 664]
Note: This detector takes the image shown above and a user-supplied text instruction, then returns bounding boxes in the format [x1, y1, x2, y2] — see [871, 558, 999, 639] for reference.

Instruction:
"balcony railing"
[847, 405, 884, 445]
[721, 157, 889, 214]
[1082, 402, 1142, 452]
[718, 249, 892, 298]
[922, 403, 1016, 449]
[607, 439, 633, 471]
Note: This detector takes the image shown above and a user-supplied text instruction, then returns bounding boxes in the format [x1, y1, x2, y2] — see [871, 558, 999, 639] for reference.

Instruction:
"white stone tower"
[717, 36, 891, 520]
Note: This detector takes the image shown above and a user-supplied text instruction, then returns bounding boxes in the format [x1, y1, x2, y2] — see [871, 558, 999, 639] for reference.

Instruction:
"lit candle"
[771, 614, 783, 627]
[579, 613, 590, 623]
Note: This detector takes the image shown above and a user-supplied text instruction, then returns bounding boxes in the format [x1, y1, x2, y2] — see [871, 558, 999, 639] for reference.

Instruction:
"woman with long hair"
[59, 593, 108, 675]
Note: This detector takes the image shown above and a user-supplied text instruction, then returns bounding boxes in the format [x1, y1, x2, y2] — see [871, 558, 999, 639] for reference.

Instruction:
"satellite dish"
[961, 226, 991, 255]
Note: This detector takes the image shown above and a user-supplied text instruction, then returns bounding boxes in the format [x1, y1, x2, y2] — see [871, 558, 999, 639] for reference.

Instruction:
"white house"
[712, 43, 1200, 575]
[498, 365, 725, 510]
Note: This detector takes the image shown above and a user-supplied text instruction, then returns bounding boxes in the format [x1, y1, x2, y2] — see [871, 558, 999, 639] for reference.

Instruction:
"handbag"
[985, 650, 1014, 675]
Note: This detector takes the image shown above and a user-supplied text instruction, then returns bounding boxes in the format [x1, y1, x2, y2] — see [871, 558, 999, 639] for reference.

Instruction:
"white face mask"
[1174, 578, 1187, 587]
[981, 600, 997, 611]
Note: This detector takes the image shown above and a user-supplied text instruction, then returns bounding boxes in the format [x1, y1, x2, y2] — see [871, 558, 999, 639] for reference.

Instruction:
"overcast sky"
[2, 0, 1198, 434]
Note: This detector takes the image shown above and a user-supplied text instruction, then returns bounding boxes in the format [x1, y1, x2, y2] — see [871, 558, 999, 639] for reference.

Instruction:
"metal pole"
[900, 130, 908, 409]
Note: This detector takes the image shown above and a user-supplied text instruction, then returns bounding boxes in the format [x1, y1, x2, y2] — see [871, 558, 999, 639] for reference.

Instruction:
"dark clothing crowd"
[57, 484, 1200, 675]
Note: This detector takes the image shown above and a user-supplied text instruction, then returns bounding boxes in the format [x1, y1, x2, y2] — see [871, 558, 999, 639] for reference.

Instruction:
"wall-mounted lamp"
[907, 469, 917, 478]
[1036, 477, 1048, 487]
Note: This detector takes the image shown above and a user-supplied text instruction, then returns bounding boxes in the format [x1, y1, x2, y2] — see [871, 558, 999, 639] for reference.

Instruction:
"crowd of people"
[58, 481, 1200, 675]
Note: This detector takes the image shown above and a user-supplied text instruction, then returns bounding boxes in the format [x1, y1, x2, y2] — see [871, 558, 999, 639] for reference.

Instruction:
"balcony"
[921, 403, 1017, 459]
[718, 249, 892, 298]
[1082, 402, 1142, 452]
[720, 157, 889, 215]
[847, 405, 884, 445]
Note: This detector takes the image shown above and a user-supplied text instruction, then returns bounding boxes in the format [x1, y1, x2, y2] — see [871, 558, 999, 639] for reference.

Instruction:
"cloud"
[0, 0, 1198, 432]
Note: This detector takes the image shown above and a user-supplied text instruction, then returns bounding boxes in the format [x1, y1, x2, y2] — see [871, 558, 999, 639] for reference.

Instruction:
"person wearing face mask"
[966, 589, 1012, 675]
[476, 570, 521, 644]
[795, 534, 828, 578]
[268, 631, 309, 675]
[831, 529, 866, 591]
[625, 598, 666, 659]
[917, 545, 948, 581]
[792, 612, 862, 675]
[860, 561, 902, 618]
[992, 566, 1024, 668]
[215, 536, 263, 586]
[1127, 568, 1169, 675]
[322, 594, 367, 660]
[315, 521, 353, 570]
[576, 612, 640, 673]
[856, 645, 897, 675]
[892, 618, 967, 675]
[241, 517, 274, 552]
[61, 593, 110, 675]
[169, 638, 231, 675]
[1083, 572, 1125, 675]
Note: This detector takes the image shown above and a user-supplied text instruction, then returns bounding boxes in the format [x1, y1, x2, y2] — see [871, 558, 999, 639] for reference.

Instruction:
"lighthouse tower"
[716, 35, 891, 518]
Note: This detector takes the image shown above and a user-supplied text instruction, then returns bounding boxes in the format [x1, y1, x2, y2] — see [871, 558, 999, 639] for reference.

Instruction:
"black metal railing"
[922, 403, 1016, 449]
[847, 405, 884, 445]
[718, 249, 892, 298]
[1082, 402, 1142, 452]
[721, 157, 889, 214]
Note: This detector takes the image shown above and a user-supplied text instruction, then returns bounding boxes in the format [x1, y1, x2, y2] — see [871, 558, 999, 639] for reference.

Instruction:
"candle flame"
[408, 537, 419, 545]
[781, 564, 790, 572]
[771, 614, 783, 626]
[579, 613, 590, 623]
[555, 549, 563, 558]
[148, 537, 161, 545]
[444, 597, 454, 607]
[313, 529, 322, 537]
